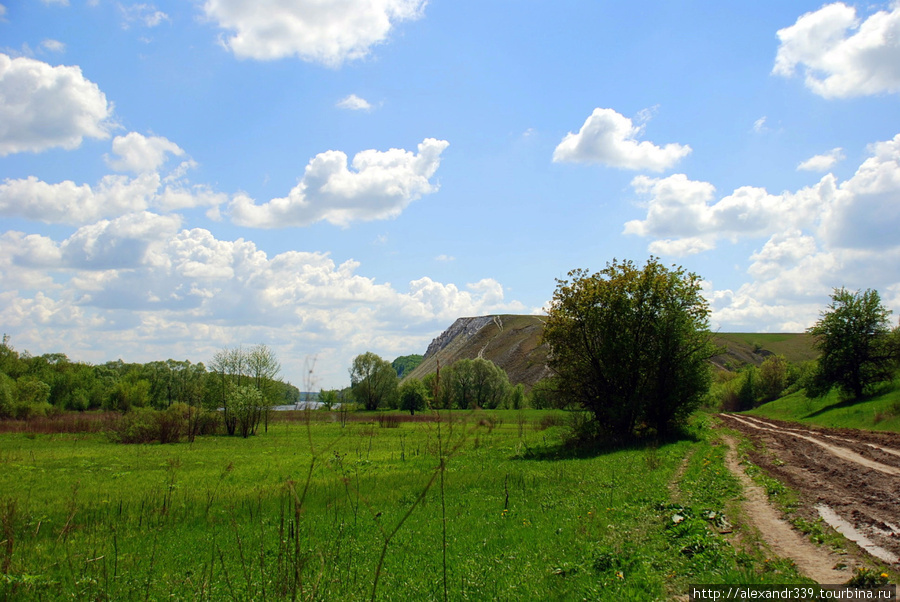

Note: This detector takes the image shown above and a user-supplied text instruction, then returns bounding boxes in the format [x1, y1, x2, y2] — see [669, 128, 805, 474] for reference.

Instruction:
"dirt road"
[718, 414, 900, 570]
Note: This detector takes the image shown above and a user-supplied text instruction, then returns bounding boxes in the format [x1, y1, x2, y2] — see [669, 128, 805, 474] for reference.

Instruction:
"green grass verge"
[0, 410, 809, 600]
[747, 380, 900, 432]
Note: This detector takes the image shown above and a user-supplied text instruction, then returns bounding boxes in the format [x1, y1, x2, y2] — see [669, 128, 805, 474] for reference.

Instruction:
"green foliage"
[543, 258, 718, 439]
[507, 383, 526, 410]
[398, 378, 428, 415]
[440, 358, 511, 409]
[528, 377, 565, 410]
[318, 388, 340, 410]
[391, 354, 423, 378]
[210, 344, 282, 435]
[350, 352, 399, 411]
[807, 288, 895, 399]
[230, 384, 264, 438]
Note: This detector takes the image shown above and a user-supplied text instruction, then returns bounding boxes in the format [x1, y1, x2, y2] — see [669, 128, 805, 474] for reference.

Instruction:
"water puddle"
[816, 505, 898, 564]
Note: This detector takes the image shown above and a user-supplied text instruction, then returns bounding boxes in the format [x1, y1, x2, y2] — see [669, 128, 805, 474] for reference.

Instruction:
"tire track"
[720, 413, 900, 569]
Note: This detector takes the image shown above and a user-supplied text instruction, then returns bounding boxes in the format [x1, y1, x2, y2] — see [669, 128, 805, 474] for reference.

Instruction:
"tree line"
[0, 337, 299, 439]
[346, 352, 528, 414]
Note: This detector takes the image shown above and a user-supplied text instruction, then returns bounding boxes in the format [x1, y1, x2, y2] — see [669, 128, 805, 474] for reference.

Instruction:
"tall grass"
[0, 411, 809, 599]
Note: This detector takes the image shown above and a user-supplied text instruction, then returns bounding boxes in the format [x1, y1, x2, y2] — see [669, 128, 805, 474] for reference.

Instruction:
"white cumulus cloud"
[337, 94, 373, 111]
[230, 138, 449, 228]
[774, 2, 900, 98]
[553, 107, 691, 171]
[622, 133, 900, 331]
[0, 173, 161, 224]
[0, 224, 525, 387]
[106, 132, 185, 173]
[0, 53, 112, 156]
[203, 0, 427, 65]
[797, 147, 845, 171]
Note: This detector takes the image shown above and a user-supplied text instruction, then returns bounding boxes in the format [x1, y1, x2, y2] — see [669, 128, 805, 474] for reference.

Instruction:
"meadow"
[0, 410, 807, 600]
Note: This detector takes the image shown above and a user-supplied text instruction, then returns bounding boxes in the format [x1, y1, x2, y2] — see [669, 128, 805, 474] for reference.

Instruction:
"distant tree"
[527, 377, 562, 410]
[350, 352, 398, 411]
[392, 354, 424, 378]
[318, 389, 340, 410]
[398, 378, 428, 415]
[543, 258, 717, 439]
[757, 355, 789, 402]
[469, 358, 510, 409]
[210, 344, 282, 435]
[807, 288, 895, 399]
[444, 359, 475, 409]
[248, 345, 280, 432]
[507, 383, 526, 410]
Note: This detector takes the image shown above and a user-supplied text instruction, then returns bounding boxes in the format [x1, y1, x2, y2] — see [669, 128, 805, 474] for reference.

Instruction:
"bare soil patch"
[720, 414, 900, 573]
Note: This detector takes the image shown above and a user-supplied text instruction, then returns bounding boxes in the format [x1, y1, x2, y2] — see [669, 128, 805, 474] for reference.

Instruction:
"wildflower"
[881, 573, 889, 579]
[616, 571, 624, 580]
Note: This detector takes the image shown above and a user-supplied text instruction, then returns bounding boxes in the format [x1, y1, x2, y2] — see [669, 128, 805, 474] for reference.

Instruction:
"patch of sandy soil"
[719, 414, 900, 578]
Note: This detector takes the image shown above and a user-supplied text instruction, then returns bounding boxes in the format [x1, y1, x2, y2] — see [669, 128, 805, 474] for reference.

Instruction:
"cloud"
[624, 171, 836, 255]
[0, 174, 161, 224]
[203, 0, 427, 65]
[106, 132, 185, 173]
[553, 107, 691, 171]
[230, 138, 449, 228]
[120, 3, 169, 28]
[774, 2, 900, 98]
[621, 133, 900, 331]
[629, 134, 900, 256]
[821, 134, 900, 250]
[0, 225, 525, 387]
[336, 94, 373, 111]
[797, 147, 844, 172]
[1, 133, 224, 223]
[435, 254, 454, 262]
[753, 116, 768, 133]
[40, 39, 66, 53]
[0, 54, 113, 156]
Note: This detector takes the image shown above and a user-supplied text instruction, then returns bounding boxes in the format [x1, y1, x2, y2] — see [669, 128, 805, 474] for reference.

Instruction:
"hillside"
[404, 315, 551, 389]
[405, 315, 817, 388]
[710, 332, 818, 370]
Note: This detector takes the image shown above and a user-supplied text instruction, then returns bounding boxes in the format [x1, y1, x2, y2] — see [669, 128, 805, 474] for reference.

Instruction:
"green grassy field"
[712, 333, 818, 365]
[746, 380, 900, 431]
[0, 410, 807, 600]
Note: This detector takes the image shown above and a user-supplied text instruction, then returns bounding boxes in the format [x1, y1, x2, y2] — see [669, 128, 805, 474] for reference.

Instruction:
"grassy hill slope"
[747, 380, 900, 432]
[404, 315, 551, 389]
[405, 314, 817, 389]
[711, 333, 818, 369]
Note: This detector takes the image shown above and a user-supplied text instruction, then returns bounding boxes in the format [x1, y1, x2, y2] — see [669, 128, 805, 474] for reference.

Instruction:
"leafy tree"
[392, 354, 423, 378]
[807, 288, 895, 399]
[527, 377, 564, 410]
[507, 383, 526, 410]
[318, 389, 340, 410]
[757, 355, 789, 402]
[210, 345, 282, 435]
[398, 378, 428, 415]
[443, 359, 475, 409]
[543, 258, 717, 439]
[350, 352, 398, 411]
[469, 358, 510, 409]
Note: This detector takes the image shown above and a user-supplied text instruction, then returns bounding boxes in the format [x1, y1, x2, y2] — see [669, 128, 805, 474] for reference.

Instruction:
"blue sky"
[2, 0, 900, 389]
